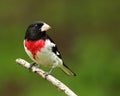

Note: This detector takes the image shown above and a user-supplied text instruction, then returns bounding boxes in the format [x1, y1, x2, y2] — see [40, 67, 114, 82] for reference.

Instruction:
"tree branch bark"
[15, 58, 77, 96]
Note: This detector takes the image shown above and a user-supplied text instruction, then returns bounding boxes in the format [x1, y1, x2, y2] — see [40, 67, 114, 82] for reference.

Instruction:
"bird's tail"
[60, 64, 76, 76]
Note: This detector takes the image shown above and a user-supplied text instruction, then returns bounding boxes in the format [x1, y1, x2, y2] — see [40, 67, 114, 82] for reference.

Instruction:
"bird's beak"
[41, 23, 51, 32]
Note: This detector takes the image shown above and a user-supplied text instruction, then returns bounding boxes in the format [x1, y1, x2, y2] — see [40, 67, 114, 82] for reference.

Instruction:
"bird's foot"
[44, 72, 51, 79]
[28, 62, 36, 71]
[44, 66, 55, 79]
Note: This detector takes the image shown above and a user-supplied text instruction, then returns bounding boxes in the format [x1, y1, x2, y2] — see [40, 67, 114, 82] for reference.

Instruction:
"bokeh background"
[0, 0, 120, 96]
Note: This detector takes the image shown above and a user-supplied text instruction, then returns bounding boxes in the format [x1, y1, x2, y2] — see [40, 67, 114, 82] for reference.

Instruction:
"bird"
[24, 21, 76, 76]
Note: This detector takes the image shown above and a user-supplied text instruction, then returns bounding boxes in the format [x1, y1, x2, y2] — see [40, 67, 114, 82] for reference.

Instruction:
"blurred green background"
[0, 0, 120, 96]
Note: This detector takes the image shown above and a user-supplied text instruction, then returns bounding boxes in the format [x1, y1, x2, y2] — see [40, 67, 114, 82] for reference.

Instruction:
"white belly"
[35, 47, 62, 67]
[24, 39, 63, 68]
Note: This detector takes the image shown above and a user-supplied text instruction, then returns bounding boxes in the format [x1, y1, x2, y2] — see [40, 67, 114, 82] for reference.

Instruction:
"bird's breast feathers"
[24, 39, 63, 67]
[24, 39, 45, 59]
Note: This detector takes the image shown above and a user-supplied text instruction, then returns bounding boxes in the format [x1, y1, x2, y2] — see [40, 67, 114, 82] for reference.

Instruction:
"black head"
[25, 21, 51, 40]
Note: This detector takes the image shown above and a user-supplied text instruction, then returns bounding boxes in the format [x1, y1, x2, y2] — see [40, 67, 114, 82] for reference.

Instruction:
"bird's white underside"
[24, 40, 63, 68]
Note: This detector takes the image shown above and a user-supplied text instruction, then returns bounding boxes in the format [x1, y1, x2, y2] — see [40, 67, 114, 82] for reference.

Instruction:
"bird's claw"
[28, 62, 36, 71]
[44, 72, 51, 79]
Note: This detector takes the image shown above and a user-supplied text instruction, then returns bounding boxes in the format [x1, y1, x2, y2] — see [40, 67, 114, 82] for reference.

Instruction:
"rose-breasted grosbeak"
[24, 21, 76, 76]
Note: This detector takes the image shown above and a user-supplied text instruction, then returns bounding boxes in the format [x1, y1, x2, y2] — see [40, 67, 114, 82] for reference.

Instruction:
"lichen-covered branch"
[15, 58, 77, 96]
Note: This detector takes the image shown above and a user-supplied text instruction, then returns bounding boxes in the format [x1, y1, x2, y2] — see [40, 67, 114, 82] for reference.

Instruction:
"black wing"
[46, 35, 62, 59]
[52, 45, 62, 59]
[46, 35, 76, 76]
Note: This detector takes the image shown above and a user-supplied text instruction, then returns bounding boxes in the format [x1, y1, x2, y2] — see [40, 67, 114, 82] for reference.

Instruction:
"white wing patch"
[56, 51, 60, 55]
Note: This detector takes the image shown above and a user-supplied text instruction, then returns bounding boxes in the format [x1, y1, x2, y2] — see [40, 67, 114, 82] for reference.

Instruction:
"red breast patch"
[25, 39, 45, 59]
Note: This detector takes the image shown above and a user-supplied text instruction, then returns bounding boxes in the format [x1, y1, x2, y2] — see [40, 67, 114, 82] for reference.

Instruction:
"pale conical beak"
[41, 23, 51, 32]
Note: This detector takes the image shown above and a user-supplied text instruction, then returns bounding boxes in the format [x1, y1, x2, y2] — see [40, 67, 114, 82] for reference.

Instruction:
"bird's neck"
[25, 31, 47, 41]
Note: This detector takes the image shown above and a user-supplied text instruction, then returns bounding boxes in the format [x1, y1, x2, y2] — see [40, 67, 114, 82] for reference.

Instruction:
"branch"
[15, 58, 77, 96]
